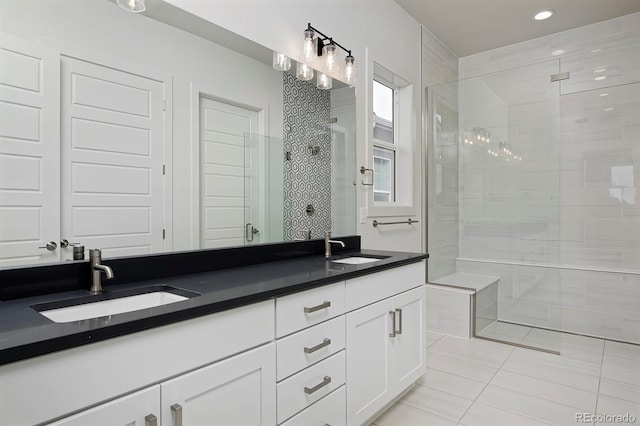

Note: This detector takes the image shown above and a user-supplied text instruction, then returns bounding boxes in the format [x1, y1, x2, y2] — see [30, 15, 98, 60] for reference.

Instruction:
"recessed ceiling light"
[595, 76, 607, 81]
[551, 49, 565, 56]
[594, 68, 607, 73]
[534, 10, 555, 20]
[604, 107, 615, 112]
[599, 93, 609, 97]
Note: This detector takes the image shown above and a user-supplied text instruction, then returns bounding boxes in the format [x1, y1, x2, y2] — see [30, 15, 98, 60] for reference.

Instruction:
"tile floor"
[372, 331, 640, 426]
[477, 321, 564, 353]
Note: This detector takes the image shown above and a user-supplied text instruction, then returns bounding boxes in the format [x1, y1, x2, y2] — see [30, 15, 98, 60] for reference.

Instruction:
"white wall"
[457, 13, 640, 342]
[0, 0, 284, 252]
[164, 0, 424, 252]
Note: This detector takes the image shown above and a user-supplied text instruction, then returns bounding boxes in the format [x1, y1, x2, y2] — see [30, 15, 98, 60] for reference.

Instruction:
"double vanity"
[0, 237, 427, 426]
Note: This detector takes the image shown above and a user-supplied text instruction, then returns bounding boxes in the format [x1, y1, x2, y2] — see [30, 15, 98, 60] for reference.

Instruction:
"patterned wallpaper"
[282, 72, 332, 240]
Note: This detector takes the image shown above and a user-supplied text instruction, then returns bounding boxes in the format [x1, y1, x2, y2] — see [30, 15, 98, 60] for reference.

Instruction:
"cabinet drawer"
[277, 316, 345, 381]
[280, 385, 346, 426]
[346, 261, 425, 311]
[276, 281, 345, 337]
[276, 350, 345, 424]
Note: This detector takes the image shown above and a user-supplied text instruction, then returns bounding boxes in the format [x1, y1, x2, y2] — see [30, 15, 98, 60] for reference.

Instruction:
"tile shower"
[427, 13, 640, 347]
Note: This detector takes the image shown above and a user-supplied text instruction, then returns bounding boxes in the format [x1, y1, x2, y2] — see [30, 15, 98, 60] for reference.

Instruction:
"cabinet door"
[392, 286, 426, 392]
[47, 386, 160, 426]
[161, 343, 276, 426]
[346, 298, 394, 426]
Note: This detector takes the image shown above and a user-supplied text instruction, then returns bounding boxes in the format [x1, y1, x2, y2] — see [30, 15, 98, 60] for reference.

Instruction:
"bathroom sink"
[331, 255, 389, 265]
[33, 286, 199, 323]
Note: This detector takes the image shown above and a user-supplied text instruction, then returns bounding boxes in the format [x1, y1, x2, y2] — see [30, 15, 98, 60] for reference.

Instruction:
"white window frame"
[367, 62, 417, 217]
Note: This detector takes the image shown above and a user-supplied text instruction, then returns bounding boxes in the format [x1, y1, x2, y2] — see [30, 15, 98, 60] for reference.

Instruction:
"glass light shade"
[302, 29, 316, 62]
[117, 0, 145, 12]
[296, 62, 314, 81]
[344, 55, 356, 85]
[323, 43, 337, 72]
[272, 52, 291, 71]
[317, 72, 332, 90]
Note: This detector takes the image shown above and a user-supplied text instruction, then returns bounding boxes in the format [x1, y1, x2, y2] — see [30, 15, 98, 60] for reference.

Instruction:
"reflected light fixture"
[317, 72, 332, 90]
[273, 52, 291, 71]
[296, 62, 314, 81]
[534, 9, 554, 20]
[117, 0, 145, 12]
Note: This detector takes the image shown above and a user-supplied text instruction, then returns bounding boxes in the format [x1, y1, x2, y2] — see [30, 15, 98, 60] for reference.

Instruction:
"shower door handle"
[245, 223, 259, 242]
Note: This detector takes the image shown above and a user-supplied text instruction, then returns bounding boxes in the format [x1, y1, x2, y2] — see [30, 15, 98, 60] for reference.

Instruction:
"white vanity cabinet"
[274, 281, 347, 425]
[0, 259, 426, 426]
[47, 386, 161, 426]
[48, 343, 276, 426]
[0, 300, 275, 426]
[345, 262, 426, 426]
[160, 342, 276, 426]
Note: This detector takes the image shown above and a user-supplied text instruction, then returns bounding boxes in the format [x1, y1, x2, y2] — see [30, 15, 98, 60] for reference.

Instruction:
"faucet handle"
[324, 231, 332, 239]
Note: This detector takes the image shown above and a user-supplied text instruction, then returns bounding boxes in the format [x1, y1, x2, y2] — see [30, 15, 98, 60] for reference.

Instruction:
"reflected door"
[199, 97, 260, 248]
[0, 35, 60, 266]
[60, 55, 166, 260]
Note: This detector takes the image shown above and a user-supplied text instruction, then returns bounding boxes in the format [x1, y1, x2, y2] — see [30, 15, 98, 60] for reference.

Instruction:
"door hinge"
[550, 72, 570, 82]
[162, 164, 166, 175]
[163, 229, 166, 240]
[162, 99, 166, 111]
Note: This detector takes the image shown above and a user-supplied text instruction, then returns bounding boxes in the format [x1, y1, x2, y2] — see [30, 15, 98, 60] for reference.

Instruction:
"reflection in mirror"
[0, 0, 356, 268]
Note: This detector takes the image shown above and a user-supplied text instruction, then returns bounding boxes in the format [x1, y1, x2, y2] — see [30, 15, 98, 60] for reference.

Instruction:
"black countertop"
[0, 241, 426, 366]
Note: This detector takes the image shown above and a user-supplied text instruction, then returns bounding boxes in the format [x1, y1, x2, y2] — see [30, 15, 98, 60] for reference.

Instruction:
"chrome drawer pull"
[389, 311, 397, 337]
[171, 403, 183, 426]
[396, 308, 403, 334]
[145, 414, 158, 426]
[304, 338, 331, 354]
[304, 375, 332, 394]
[304, 300, 331, 313]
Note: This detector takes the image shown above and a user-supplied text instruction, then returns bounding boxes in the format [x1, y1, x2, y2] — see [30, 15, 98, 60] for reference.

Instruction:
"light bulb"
[344, 55, 356, 85]
[302, 29, 316, 62]
[323, 42, 337, 72]
[296, 62, 314, 81]
[272, 52, 291, 71]
[317, 72, 332, 90]
[117, 0, 145, 12]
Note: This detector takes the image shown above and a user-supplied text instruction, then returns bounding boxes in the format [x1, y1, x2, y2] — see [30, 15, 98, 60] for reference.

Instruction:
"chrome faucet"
[324, 231, 345, 259]
[89, 249, 114, 294]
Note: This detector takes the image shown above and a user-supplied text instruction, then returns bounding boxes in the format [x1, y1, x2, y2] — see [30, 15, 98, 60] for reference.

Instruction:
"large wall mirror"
[0, 0, 357, 268]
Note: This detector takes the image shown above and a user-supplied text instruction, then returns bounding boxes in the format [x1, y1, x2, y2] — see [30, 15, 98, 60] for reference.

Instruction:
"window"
[372, 80, 396, 202]
[368, 62, 416, 216]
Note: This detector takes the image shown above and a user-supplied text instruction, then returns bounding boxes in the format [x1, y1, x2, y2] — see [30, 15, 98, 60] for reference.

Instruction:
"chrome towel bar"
[372, 218, 418, 227]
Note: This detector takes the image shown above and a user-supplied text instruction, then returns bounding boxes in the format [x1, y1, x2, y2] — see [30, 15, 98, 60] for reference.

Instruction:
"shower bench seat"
[426, 272, 499, 338]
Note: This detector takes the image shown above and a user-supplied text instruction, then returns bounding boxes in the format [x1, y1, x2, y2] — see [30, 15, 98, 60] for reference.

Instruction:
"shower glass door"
[429, 59, 563, 352]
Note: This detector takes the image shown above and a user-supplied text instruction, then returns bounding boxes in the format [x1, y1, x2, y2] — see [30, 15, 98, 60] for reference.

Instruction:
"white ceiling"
[393, 0, 640, 57]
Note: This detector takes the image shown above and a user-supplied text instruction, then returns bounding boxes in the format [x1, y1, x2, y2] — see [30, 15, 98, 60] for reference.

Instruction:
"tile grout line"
[454, 342, 517, 424]
[594, 340, 606, 415]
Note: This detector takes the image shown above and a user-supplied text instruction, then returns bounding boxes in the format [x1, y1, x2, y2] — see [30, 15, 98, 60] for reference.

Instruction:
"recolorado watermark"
[576, 413, 637, 423]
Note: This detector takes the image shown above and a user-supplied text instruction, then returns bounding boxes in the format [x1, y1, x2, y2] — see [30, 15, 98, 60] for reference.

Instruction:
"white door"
[346, 297, 395, 426]
[161, 343, 276, 426]
[0, 34, 60, 266]
[60, 55, 166, 260]
[47, 386, 160, 426]
[199, 97, 260, 248]
[392, 287, 426, 391]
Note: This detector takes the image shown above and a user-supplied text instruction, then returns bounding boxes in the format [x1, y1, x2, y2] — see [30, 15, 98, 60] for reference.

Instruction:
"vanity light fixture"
[117, 0, 145, 12]
[534, 9, 554, 20]
[301, 23, 355, 85]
